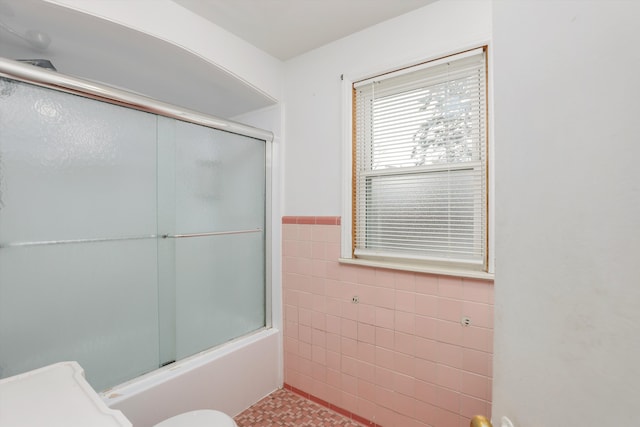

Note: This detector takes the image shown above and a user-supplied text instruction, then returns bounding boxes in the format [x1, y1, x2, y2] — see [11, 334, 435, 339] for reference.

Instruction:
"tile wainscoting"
[282, 216, 493, 427]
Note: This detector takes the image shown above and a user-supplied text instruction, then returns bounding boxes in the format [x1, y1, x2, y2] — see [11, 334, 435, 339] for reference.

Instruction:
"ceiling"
[0, 0, 436, 118]
[174, 0, 436, 60]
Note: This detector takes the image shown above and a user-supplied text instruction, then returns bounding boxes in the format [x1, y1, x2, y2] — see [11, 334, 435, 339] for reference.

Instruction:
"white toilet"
[0, 362, 238, 427]
[154, 410, 238, 427]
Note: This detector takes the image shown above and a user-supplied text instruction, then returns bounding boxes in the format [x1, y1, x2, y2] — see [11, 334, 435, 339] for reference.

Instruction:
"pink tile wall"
[282, 217, 494, 427]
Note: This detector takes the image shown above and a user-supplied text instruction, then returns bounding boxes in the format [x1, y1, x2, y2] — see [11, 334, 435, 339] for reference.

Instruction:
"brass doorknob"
[470, 415, 492, 427]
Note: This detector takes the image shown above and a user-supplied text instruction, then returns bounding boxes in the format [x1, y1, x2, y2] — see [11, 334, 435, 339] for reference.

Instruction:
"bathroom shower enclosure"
[0, 58, 272, 391]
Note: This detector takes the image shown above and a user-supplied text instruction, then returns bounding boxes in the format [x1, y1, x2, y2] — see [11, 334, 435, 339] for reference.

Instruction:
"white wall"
[492, 1, 640, 425]
[44, 0, 283, 102]
[283, 0, 491, 215]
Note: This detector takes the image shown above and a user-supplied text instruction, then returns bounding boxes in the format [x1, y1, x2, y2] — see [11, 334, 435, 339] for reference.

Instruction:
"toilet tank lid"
[154, 410, 237, 427]
[0, 362, 132, 427]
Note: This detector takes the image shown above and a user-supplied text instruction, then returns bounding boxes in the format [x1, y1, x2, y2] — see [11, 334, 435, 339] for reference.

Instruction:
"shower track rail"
[0, 57, 274, 143]
[163, 229, 262, 239]
[0, 229, 263, 248]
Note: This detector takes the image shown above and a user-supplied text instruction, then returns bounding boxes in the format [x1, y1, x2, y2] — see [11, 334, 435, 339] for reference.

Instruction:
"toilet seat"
[153, 410, 237, 427]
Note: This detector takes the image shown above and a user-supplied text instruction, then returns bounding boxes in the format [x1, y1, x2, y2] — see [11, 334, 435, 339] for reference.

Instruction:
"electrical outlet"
[352, 296, 359, 304]
[461, 316, 472, 326]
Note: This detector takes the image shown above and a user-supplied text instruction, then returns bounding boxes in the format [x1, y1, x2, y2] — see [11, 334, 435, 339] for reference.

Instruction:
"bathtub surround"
[106, 329, 279, 427]
[283, 217, 493, 427]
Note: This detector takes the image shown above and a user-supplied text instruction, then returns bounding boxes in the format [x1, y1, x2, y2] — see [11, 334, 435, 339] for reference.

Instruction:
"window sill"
[338, 257, 494, 281]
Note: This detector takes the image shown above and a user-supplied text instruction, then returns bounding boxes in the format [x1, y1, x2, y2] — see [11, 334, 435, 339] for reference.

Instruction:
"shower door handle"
[0, 234, 158, 248]
[0, 229, 263, 248]
[162, 229, 263, 239]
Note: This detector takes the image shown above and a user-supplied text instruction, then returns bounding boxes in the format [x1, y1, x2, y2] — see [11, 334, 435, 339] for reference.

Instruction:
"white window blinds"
[353, 48, 487, 268]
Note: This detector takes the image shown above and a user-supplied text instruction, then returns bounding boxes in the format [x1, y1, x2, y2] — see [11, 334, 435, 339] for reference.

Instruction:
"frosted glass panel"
[173, 124, 265, 359]
[0, 240, 159, 391]
[175, 122, 265, 233]
[0, 78, 157, 243]
[175, 232, 265, 359]
[0, 76, 267, 392]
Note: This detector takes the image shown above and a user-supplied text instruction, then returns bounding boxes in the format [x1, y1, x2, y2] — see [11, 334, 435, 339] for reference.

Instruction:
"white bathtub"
[102, 328, 281, 427]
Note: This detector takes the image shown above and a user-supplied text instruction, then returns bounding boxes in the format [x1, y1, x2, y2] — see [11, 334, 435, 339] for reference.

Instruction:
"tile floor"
[234, 388, 365, 427]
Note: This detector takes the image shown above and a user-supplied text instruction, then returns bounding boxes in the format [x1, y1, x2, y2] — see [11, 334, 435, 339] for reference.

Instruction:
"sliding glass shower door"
[0, 75, 267, 391]
[158, 118, 265, 364]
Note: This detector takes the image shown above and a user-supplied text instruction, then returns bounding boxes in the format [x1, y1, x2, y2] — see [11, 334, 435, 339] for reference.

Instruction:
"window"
[352, 48, 488, 270]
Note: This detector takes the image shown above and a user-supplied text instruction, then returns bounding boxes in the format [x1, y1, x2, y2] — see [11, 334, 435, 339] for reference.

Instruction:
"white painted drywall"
[43, 0, 283, 102]
[492, 1, 640, 425]
[282, 0, 492, 215]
